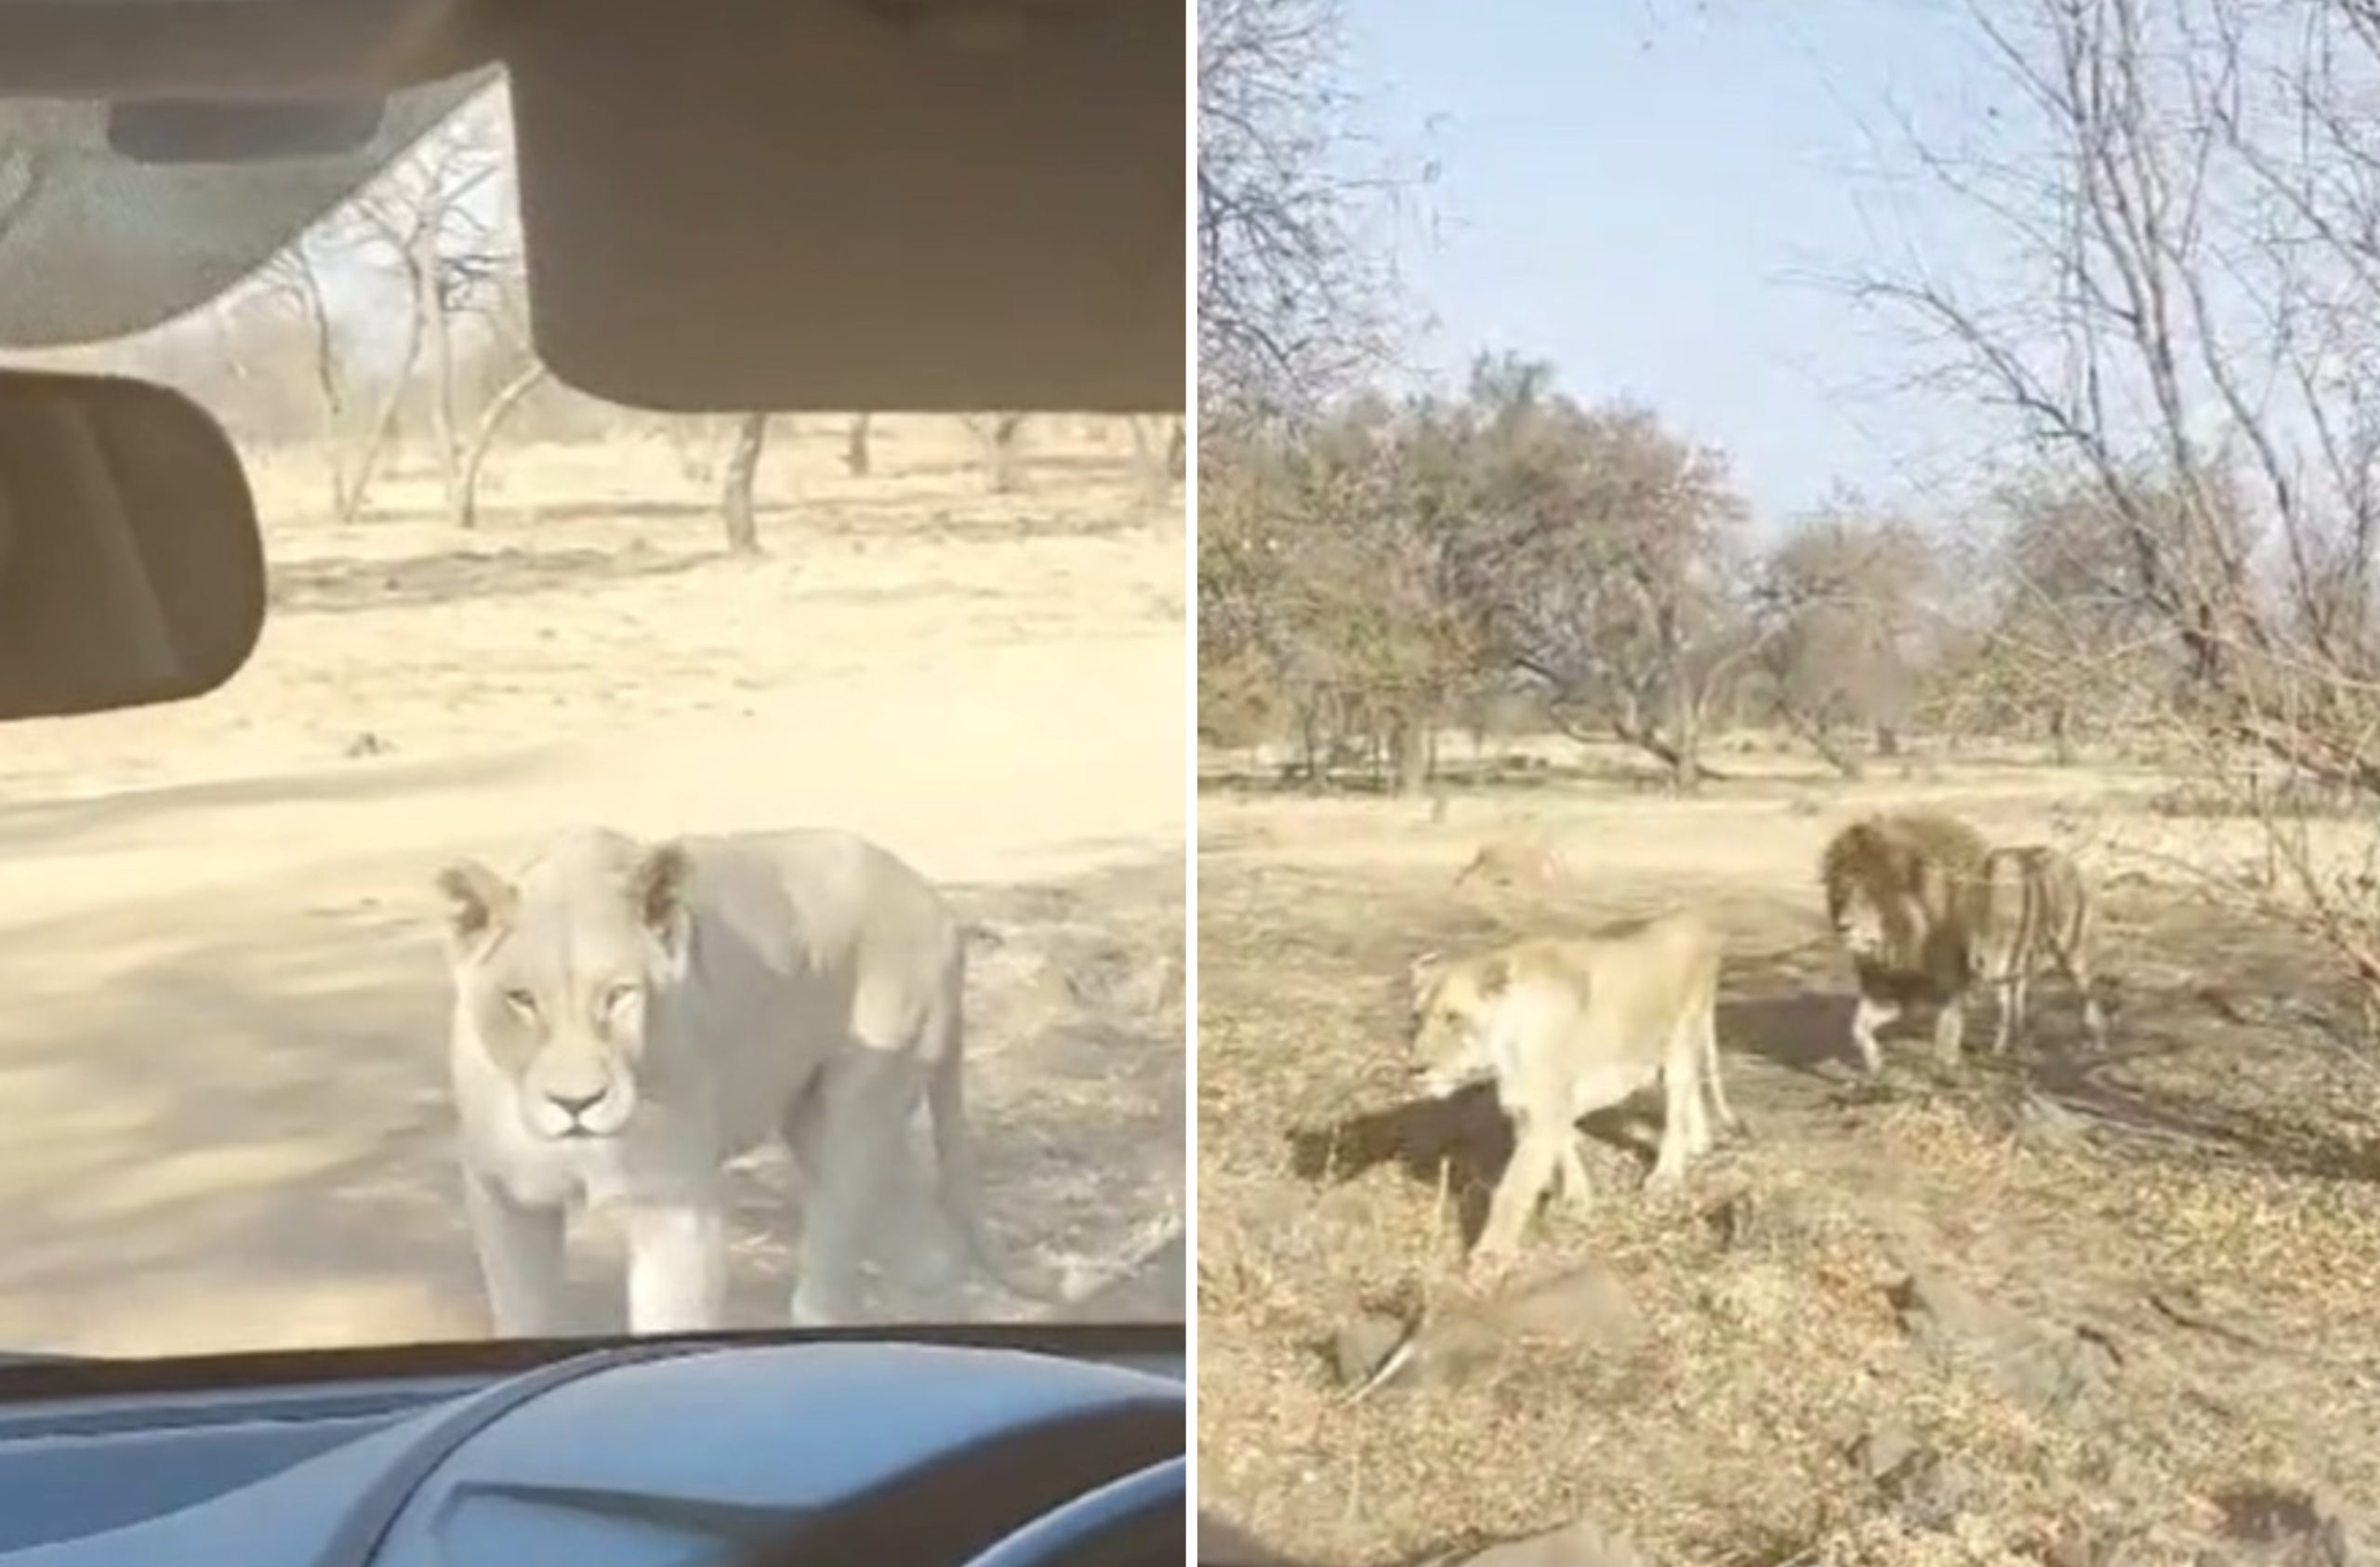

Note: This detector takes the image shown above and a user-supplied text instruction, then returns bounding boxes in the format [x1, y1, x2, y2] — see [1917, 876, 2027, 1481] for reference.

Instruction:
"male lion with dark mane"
[1819, 810, 1992, 1073]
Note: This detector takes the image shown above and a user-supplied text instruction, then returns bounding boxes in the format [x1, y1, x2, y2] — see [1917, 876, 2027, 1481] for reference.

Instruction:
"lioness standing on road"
[1819, 810, 1993, 1073]
[434, 824, 1041, 1336]
[1405, 909, 1739, 1271]
[1972, 843, 2109, 1056]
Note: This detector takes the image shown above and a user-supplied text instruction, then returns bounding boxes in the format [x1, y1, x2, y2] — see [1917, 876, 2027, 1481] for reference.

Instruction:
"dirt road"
[0, 422, 1185, 1356]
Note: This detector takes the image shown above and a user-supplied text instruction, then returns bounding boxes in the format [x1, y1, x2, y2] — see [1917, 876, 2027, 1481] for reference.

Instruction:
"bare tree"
[844, 412, 873, 478]
[721, 413, 773, 554]
[245, 232, 371, 514]
[349, 97, 511, 525]
[662, 415, 732, 486]
[455, 361, 550, 529]
[963, 413, 1029, 493]
[1855, 0, 2380, 1010]
[1197, 0, 1426, 774]
[452, 270, 549, 529]
[1197, 0, 1396, 417]
[1128, 415, 1186, 503]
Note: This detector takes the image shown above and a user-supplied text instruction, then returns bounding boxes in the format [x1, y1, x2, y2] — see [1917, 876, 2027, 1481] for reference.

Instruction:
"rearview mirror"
[0, 370, 265, 722]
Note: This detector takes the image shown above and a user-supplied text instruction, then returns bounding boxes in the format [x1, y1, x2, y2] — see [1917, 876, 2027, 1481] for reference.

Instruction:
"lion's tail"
[923, 995, 1174, 1320]
[922, 1028, 1053, 1302]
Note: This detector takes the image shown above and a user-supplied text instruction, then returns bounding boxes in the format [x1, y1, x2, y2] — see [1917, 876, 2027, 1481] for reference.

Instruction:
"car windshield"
[0, 75, 1185, 1356]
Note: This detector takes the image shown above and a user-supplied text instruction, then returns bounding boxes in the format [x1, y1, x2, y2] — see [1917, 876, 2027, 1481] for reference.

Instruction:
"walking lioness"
[1405, 909, 1739, 1270]
[1972, 844, 2109, 1055]
[1452, 832, 1567, 892]
[436, 824, 1043, 1336]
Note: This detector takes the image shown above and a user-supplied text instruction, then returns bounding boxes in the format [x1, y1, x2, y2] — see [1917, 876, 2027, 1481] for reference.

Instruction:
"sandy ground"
[0, 415, 1186, 1357]
[1197, 748, 2380, 1566]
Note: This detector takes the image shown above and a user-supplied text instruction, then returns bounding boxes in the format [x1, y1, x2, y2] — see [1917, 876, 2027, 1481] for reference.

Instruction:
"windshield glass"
[0, 78, 1185, 1355]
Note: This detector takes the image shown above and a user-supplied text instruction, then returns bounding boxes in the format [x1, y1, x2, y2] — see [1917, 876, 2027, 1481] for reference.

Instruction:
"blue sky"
[1342, 1, 2004, 526]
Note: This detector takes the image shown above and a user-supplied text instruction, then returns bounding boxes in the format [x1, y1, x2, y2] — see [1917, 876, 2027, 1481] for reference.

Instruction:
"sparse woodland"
[1197, 0, 2380, 1038]
[1198, 3, 2380, 1563]
[7, 86, 1184, 552]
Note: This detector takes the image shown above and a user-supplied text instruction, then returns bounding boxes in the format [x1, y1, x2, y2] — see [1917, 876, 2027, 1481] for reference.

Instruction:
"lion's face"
[466, 957, 652, 1140]
[1406, 951, 1501, 1098]
[437, 834, 694, 1143]
[1832, 887, 1893, 959]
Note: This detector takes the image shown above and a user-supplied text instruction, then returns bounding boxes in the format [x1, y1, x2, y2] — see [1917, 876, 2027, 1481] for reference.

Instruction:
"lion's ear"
[434, 860, 514, 955]
[629, 840, 694, 968]
[1474, 955, 1512, 1000]
[1408, 950, 1446, 1003]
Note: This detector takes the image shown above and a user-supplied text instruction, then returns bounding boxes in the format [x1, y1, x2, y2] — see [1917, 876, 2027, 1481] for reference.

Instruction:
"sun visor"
[501, 0, 1183, 414]
[0, 370, 265, 720]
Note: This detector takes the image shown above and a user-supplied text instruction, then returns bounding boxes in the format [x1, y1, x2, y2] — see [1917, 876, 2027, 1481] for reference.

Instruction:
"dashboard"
[0, 1323, 1184, 1566]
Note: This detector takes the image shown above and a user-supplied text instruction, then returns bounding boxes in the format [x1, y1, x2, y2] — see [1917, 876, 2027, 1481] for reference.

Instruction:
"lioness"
[1452, 833, 1567, 892]
[1973, 843, 2109, 1055]
[1405, 909, 1739, 1270]
[436, 824, 1039, 1335]
[1819, 810, 1992, 1073]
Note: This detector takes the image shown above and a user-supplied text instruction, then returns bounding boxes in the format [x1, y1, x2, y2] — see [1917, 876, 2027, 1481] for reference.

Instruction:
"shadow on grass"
[1284, 1086, 1662, 1250]
[1721, 907, 2380, 1185]
[0, 749, 542, 860]
[269, 545, 713, 614]
[1196, 754, 1681, 801]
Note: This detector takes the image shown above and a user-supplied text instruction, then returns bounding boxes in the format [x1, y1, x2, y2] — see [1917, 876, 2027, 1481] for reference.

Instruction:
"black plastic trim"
[308, 1341, 730, 1567]
[0, 1323, 1183, 1409]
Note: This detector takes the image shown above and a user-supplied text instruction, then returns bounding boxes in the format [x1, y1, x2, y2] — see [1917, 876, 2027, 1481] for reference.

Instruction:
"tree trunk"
[1128, 415, 1180, 502]
[1392, 715, 1432, 797]
[1805, 719, 1866, 780]
[983, 413, 1026, 493]
[1655, 680, 1706, 794]
[721, 413, 771, 555]
[456, 362, 550, 530]
[1873, 722, 1902, 759]
[1668, 732, 1704, 794]
[2048, 704, 2075, 767]
[340, 271, 425, 523]
[668, 415, 721, 485]
[420, 229, 464, 524]
[1608, 714, 1723, 791]
[845, 412, 872, 478]
[291, 262, 351, 518]
[1780, 704, 1865, 779]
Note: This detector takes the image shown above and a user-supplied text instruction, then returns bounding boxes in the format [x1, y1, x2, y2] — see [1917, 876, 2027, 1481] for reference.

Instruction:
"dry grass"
[1197, 766, 2380, 1565]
